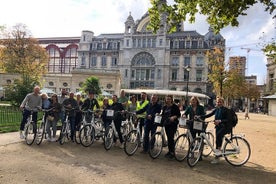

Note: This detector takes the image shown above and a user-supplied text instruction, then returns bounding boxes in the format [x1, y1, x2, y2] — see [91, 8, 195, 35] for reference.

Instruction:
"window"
[152, 38, 156, 48]
[172, 57, 179, 66]
[186, 41, 191, 48]
[49, 81, 54, 86]
[196, 70, 202, 81]
[126, 39, 129, 47]
[171, 69, 178, 81]
[184, 57, 190, 66]
[159, 39, 163, 46]
[90, 56, 97, 67]
[192, 41, 198, 48]
[157, 69, 161, 79]
[101, 56, 107, 67]
[125, 69, 128, 77]
[111, 57, 117, 66]
[81, 55, 85, 66]
[196, 57, 204, 66]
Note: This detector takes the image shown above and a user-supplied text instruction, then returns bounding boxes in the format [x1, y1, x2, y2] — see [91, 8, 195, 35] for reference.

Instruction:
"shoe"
[164, 152, 171, 158]
[119, 143, 124, 149]
[214, 149, 222, 156]
[211, 157, 219, 164]
[19, 132, 24, 139]
[51, 137, 56, 142]
[47, 137, 51, 142]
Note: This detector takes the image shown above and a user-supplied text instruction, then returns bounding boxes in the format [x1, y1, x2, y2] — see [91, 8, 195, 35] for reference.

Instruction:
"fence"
[0, 105, 22, 133]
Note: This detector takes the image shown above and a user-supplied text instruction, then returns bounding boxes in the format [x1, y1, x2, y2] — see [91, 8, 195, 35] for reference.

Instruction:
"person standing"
[198, 97, 230, 164]
[136, 92, 149, 138]
[82, 91, 100, 111]
[57, 89, 68, 124]
[183, 96, 205, 139]
[19, 86, 42, 139]
[118, 90, 129, 110]
[101, 97, 112, 130]
[161, 95, 181, 159]
[62, 92, 78, 142]
[46, 94, 61, 142]
[75, 93, 84, 136]
[140, 94, 161, 154]
[110, 94, 125, 148]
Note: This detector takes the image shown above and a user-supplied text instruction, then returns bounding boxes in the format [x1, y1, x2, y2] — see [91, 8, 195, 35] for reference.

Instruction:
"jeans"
[143, 120, 157, 152]
[164, 123, 178, 154]
[20, 109, 38, 132]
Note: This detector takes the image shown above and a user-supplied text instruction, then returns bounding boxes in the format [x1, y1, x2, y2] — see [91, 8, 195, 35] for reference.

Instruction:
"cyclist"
[197, 96, 230, 164]
[140, 94, 161, 154]
[161, 95, 181, 159]
[135, 92, 149, 139]
[19, 86, 42, 139]
[47, 94, 61, 142]
[101, 97, 112, 130]
[62, 92, 78, 142]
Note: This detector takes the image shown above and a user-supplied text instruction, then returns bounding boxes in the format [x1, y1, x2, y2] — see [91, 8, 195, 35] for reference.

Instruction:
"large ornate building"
[1, 12, 225, 97]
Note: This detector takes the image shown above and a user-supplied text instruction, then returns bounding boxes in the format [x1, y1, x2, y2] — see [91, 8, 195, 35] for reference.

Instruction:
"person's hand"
[214, 120, 221, 126]
[194, 115, 200, 120]
[147, 114, 152, 119]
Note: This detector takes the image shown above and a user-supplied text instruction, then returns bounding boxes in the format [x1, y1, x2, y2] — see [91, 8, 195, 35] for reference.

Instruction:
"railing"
[0, 105, 22, 133]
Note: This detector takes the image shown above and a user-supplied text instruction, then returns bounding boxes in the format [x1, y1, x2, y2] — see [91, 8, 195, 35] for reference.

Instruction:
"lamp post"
[220, 71, 223, 97]
[185, 65, 191, 106]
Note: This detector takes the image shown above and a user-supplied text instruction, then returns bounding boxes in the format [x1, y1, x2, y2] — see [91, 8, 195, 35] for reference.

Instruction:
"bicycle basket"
[154, 115, 162, 124]
[193, 120, 207, 132]
[179, 117, 187, 128]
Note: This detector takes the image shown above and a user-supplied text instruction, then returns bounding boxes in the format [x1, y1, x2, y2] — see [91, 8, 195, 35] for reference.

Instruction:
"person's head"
[41, 93, 48, 100]
[165, 95, 173, 105]
[216, 97, 224, 107]
[151, 94, 158, 104]
[76, 93, 81, 100]
[120, 90, 125, 97]
[190, 96, 200, 106]
[61, 89, 67, 96]
[141, 92, 147, 100]
[69, 92, 74, 99]
[112, 94, 118, 103]
[34, 86, 40, 95]
[103, 97, 109, 105]
[51, 93, 58, 102]
[88, 91, 94, 99]
[130, 95, 137, 102]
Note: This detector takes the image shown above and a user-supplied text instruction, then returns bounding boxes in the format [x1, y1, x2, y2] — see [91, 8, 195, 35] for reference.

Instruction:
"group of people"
[19, 86, 232, 164]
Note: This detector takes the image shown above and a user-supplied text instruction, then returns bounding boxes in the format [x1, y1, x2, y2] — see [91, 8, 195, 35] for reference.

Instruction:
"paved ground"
[0, 112, 276, 184]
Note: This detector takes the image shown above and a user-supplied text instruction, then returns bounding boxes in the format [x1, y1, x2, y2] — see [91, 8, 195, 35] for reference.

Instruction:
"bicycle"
[187, 118, 251, 167]
[79, 109, 105, 147]
[104, 110, 129, 150]
[148, 115, 179, 159]
[59, 108, 75, 145]
[123, 113, 144, 156]
[23, 108, 40, 145]
[174, 118, 214, 161]
[36, 107, 55, 145]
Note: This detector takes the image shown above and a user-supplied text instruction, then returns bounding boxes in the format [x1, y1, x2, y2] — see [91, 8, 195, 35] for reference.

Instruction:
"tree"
[148, 0, 276, 33]
[0, 24, 49, 104]
[81, 76, 101, 95]
[263, 42, 276, 62]
[0, 24, 48, 82]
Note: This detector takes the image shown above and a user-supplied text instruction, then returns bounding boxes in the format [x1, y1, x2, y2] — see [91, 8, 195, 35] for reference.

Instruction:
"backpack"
[227, 108, 238, 128]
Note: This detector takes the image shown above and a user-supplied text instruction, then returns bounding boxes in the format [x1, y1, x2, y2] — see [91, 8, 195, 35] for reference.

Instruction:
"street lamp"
[185, 65, 191, 106]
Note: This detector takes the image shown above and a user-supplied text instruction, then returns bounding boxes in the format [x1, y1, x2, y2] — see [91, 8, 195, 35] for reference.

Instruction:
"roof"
[121, 89, 210, 99]
[263, 94, 276, 99]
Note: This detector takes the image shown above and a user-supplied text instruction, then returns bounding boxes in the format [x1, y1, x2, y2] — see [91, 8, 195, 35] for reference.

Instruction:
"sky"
[1, 0, 275, 85]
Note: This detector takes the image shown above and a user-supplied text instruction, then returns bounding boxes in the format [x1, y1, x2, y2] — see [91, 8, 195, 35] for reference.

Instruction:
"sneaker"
[19, 132, 24, 139]
[164, 152, 171, 158]
[140, 150, 148, 154]
[211, 157, 219, 164]
[214, 149, 222, 156]
[51, 137, 56, 142]
[119, 143, 124, 149]
[47, 137, 51, 142]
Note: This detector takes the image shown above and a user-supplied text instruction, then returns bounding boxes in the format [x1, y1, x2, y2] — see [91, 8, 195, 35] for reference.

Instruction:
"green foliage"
[4, 75, 39, 106]
[148, 0, 275, 33]
[81, 76, 101, 95]
[263, 42, 276, 62]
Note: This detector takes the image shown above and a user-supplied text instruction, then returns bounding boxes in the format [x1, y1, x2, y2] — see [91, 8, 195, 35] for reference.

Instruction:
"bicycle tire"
[223, 136, 251, 166]
[80, 125, 95, 147]
[124, 130, 140, 156]
[174, 134, 190, 162]
[187, 137, 203, 167]
[149, 132, 163, 159]
[104, 125, 114, 150]
[59, 123, 67, 145]
[202, 131, 215, 157]
[25, 122, 36, 145]
[36, 121, 45, 145]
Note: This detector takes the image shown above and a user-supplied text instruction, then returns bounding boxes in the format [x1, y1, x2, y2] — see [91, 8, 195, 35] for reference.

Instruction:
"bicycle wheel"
[187, 137, 203, 167]
[121, 121, 131, 141]
[80, 125, 95, 147]
[124, 130, 140, 156]
[174, 129, 179, 140]
[174, 134, 190, 162]
[104, 125, 114, 150]
[59, 123, 67, 145]
[25, 122, 36, 145]
[36, 121, 45, 145]
[202, 131, 215, 157]
[149, 132, 163, 159]
[223, 136, 251, 166]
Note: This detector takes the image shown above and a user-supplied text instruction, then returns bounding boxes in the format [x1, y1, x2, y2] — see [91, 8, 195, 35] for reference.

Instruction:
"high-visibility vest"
[136, 100, 149, 118]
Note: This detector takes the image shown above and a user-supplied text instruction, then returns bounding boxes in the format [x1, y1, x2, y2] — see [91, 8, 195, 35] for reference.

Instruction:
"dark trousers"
[68, 116, 76, 140]
[20, 109, 38, 132]
[114, 119, 123, 143]
[143, 120, 157, 152]
[215, 125, 228, 149]
[139, 118, 145, 137]
[165, 123, 178, 154]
